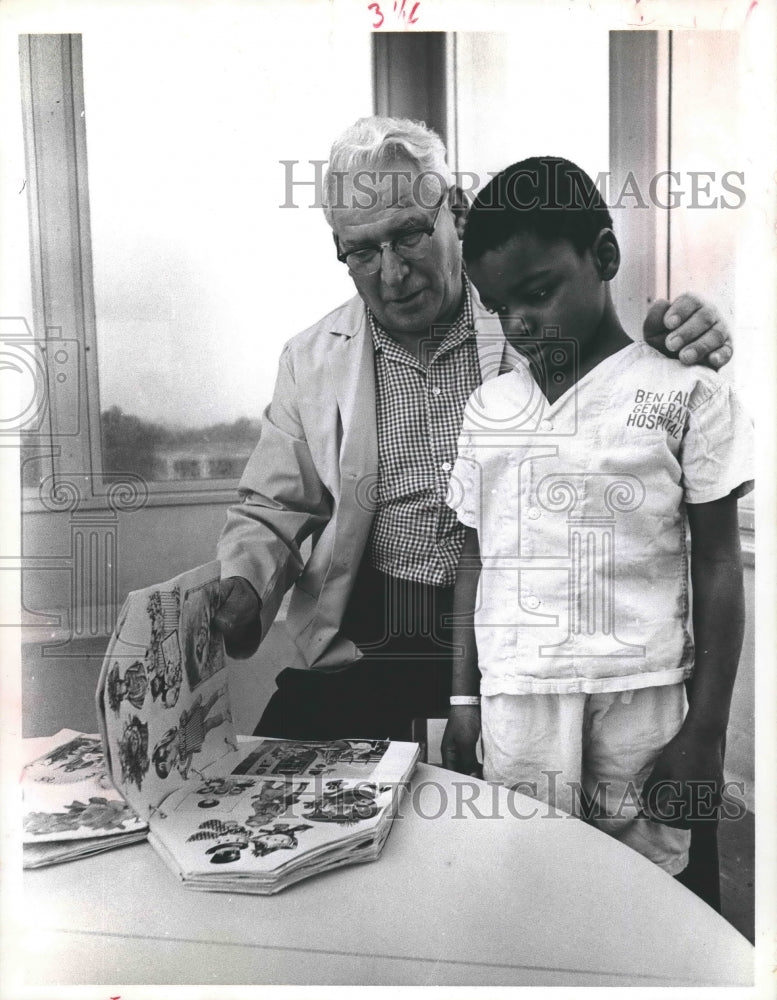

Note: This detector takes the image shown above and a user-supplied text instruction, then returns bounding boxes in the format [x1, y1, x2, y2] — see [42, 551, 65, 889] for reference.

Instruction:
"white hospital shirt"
[447, 341, 754, 696]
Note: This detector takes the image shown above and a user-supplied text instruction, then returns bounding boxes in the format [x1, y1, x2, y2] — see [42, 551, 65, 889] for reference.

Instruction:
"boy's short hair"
[462, 156, 613, 261]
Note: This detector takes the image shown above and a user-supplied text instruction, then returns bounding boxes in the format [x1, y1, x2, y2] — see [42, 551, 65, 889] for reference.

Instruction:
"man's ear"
[592, 228, 620, 280]
[448, 185, 470, 239]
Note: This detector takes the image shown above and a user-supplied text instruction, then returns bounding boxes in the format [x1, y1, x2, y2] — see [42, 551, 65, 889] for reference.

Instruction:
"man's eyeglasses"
[335, 192, 448, 276]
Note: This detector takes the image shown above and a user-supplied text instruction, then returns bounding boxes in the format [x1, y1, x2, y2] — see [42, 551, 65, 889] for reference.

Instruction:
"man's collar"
[324, 294, 370, 340]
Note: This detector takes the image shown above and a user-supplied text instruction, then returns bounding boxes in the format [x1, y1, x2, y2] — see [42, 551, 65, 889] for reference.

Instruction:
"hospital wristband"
[449, 695, 481, 706]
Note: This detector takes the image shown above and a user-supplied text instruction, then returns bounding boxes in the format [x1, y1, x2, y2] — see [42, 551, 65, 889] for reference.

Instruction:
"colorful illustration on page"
[176, 775, 259, 815]
[232, 739, 389, 778]
[181, 579, 225, 691]
[23, 796, 141, 837]
[244, 781, 310, 825]
[106, 659, 149, 714]
[196, 776, 257, 797]
[151, 685, 232, 781]
[117, 714, 150, 790]
[302, 780, 391, 826]
[146, 586, 182, 709]
[186, 818, 313, 864]
[23, 734, 107, 786]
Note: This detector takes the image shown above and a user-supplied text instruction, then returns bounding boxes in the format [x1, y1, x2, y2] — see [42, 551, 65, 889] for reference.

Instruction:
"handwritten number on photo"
[368, 0, 420, 28]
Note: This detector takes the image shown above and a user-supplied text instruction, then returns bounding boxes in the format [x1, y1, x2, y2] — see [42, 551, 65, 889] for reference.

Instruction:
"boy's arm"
[642, 493, 745, 826]
[441, 526, 483, 777]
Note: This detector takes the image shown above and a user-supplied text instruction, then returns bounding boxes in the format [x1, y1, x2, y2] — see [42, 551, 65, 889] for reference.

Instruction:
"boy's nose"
[500, 313, 531, 339]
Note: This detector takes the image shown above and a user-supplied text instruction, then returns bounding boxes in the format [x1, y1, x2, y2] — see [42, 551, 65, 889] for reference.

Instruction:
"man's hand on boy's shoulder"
[640, 725, 724, 829]
[441, 706, 483, 778]
[642, 293, 732, 370]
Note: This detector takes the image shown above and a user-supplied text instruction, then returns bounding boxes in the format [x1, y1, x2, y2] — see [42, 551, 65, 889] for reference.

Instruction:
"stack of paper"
[22, 729, 147, 869]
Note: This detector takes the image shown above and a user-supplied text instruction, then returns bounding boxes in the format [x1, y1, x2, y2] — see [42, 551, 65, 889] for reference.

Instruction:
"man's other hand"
[643, 293, 732, 369]
[213, 576, 263, 659]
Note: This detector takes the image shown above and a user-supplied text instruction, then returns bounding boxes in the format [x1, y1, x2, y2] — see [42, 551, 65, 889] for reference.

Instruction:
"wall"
[21, 501, 229, 634]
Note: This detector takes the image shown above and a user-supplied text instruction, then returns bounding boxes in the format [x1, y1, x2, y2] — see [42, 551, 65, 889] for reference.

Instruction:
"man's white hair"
[322, 116, 453, 227]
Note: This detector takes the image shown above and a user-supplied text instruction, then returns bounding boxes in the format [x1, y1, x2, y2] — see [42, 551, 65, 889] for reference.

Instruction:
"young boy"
[442, 157, 753, 881]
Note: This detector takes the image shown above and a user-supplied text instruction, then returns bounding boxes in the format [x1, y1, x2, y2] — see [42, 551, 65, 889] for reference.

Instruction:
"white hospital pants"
[481, 684, 691, 874]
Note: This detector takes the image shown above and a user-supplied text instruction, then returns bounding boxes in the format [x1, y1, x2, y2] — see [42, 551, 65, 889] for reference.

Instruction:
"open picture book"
[21, 729, 148, 869]
[96, 562, 420, 894]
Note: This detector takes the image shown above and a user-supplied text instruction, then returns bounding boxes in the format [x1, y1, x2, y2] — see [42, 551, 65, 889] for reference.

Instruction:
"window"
[452, 30, 609, 194]
[609, 30, 757, 546]
[19, 19, 372, 506]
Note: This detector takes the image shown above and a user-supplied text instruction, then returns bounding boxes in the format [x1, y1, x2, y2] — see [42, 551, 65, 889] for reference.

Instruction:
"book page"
[96, 562, 238, 819]
[147, 737, 418, 881]
[21, 729, 146, 842]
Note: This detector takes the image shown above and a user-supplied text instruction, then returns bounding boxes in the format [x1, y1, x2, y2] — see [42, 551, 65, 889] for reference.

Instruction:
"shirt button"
[442, 462, 452, 472]
[540, 418, 553, 431]
[526, 595, 540, 609]
[527, 507, 541, 520]
[431, 386, 441, 396]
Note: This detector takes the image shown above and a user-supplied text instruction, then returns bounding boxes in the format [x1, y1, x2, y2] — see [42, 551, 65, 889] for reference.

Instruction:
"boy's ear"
[592, 228, 620, 281]
[448, 185, 471, 239]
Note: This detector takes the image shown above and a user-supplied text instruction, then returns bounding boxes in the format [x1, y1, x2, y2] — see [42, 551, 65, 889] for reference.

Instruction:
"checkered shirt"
[366, 277, 481, 586]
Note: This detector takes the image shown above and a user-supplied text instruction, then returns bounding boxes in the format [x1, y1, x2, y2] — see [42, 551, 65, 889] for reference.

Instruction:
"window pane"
[453, 31, 609, 196]
[81, 13, 372, 484]
[668, 33, 743, 388]
[668, 31, 753, 522]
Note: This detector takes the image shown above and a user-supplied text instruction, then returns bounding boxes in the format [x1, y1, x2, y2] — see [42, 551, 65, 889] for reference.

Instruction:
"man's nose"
[379, 245, 410, 285]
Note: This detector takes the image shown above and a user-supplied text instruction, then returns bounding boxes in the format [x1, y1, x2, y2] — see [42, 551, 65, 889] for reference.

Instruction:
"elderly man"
[215, 116, 732, 742]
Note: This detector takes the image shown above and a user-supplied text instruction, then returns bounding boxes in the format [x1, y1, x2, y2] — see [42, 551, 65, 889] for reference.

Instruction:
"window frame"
[19, 33, 291, 513]
[609, 29, 754, 565]
[21, 31, 403, 514]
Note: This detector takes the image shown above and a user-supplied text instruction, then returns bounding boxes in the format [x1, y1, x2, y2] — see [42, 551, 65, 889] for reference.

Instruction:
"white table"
[19, 762, 753, 987]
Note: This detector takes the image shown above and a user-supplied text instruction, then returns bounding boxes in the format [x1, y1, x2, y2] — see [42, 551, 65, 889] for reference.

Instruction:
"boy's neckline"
[512, 338, 639, 409]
